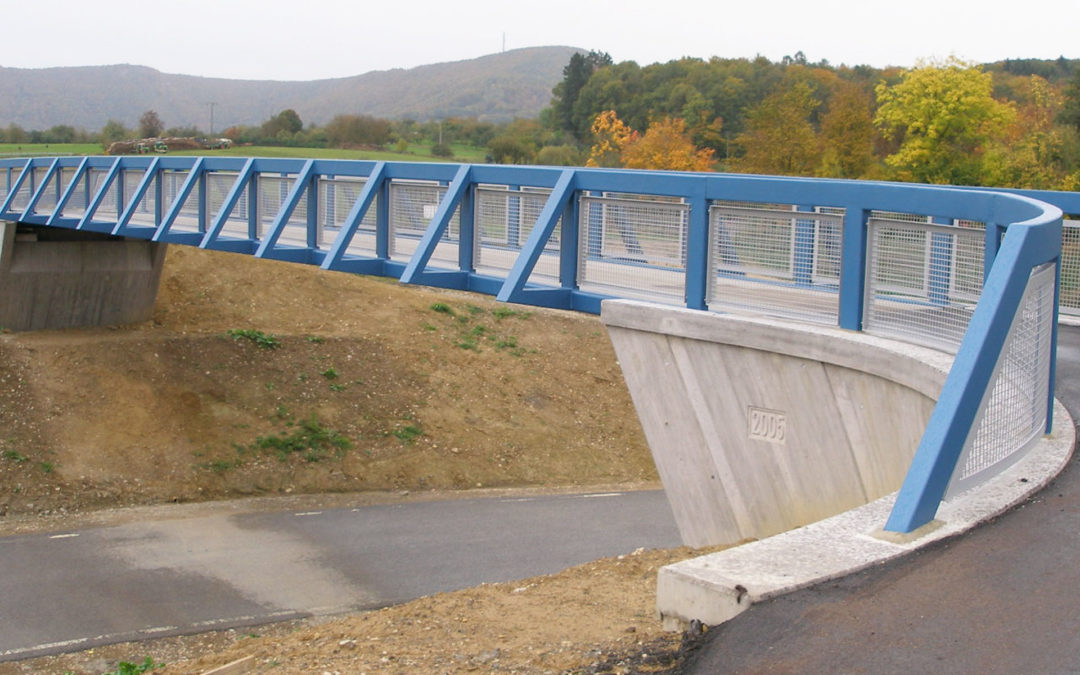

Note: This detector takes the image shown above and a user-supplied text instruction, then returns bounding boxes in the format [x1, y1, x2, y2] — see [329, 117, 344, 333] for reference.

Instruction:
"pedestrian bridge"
[0, 155, 1073, 552]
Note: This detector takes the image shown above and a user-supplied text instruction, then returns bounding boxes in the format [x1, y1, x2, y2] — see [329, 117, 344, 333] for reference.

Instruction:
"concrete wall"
[602, 300, 954, 548]
[0, 222, 167, 331]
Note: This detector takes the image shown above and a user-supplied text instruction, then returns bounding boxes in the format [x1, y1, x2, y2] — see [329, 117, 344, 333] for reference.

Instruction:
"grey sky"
[4, 0, 1076, 80]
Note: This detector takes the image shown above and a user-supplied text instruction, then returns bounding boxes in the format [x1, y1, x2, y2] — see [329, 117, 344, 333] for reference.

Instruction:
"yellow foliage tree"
[621, 117, 716, 172]
[586, 111, 714, 172]
[586, 110, 637, 168]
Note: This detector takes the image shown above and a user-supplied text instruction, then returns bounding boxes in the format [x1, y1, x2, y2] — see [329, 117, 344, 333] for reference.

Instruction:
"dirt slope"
[0, 246, 718, 674]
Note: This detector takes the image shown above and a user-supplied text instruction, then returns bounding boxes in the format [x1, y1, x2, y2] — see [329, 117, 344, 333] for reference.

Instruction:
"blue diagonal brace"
[321, 161, 386, 270]
[21, 157, 61, 221]
[77, 157, 122, 230]
[400, 164, 472, 284]
[496, 169, 576, 303]
[113, 157, 160, 234]
[47, 157, 90, 226]
[254, 159, 316, 258]
[199, 158, 257, 249]
[154, 157, 206, 241]
[0, 159, 32, 216]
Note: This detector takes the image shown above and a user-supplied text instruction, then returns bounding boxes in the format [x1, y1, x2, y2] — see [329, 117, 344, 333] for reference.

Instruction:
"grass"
[227, 328, 282, 349]
[391, 424, 424, 444]
[252, 415, 352, 462]
[0, 142, 103, 157]
[2, 450, 27, 463]
[100, 656, 163, 675]
[0, 142, 489, 163]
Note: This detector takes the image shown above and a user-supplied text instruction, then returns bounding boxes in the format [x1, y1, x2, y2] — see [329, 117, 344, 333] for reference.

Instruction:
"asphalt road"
[683, 324, 1080, 673]
[0, 489, 681, 662]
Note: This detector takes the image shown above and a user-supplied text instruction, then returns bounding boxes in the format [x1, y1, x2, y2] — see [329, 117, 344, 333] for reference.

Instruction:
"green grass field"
[0, 142, 488, 163]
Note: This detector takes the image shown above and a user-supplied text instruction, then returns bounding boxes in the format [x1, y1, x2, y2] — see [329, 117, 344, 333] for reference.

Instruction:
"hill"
[0, 46, 581, 131]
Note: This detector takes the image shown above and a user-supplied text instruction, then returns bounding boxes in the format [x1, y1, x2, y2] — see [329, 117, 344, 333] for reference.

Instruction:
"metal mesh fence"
[389, 180, 460, 267]
[865, 215, 986, 352]
[253, 174, 309, 245]
[577, 193, 688, 304]
[948, 262, 1056, 496]
[474, 185, 560, 285]
[1060, 220, 1080, 315]
[317, 177, 377, 254]
[707, 202, 843, 324]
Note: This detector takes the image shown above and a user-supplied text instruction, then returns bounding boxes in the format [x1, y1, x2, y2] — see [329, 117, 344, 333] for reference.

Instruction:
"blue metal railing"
[0, 155, 1067, 533]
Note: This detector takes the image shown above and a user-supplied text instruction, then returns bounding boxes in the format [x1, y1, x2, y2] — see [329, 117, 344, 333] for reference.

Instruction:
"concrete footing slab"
[654, 398, 1073, 629]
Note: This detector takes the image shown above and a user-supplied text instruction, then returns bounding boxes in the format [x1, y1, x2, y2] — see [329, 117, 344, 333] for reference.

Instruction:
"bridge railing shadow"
[0, 155, 1072, 533]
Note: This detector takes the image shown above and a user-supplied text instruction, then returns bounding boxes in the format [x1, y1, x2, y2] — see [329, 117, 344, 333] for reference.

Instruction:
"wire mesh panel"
[708, 202, 843, 324]
[947, 262, 1056, 497]
[388, 180, 460, 268]
[202, 171, 249, 239]
[474, 185, 560, 285]
[577, 193, 688, 304]
[317, 176, 376, 254]
[865, 215, 985, 352]
[1060, 220, 1080, 316]
[125, 169, 160, 227]
[158, 169, 203, 232]
[254, 174, 309, 246]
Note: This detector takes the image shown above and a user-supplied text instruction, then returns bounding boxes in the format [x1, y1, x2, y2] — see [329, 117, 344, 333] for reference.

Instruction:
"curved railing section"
[0, 155, 1067, 533]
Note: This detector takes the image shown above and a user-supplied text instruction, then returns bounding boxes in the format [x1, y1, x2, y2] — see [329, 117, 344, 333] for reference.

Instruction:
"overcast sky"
[3, 0, 1076, 80]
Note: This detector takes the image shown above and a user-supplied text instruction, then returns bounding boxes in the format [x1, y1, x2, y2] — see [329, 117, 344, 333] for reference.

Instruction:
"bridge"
[0, 155, 1074, 627]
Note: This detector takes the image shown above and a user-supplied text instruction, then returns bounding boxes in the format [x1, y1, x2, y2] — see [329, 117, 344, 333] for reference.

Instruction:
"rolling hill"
[0, 45, 581, 131]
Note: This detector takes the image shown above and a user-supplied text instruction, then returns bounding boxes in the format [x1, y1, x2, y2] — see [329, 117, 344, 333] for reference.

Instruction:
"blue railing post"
[685, 183, 709, 310]
[838, 206, 870, 331]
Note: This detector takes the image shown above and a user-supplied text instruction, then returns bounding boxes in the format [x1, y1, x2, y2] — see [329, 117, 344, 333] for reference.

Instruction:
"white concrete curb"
[656, 398, 1075, 630]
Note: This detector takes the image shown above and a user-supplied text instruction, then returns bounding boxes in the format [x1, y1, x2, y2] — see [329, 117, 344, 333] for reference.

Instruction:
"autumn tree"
[621, 117, 715, 171]
[325, 114, 392, 147]
[586, 111, 714, 171]
[819, 82, 876, 178]
[550, 50, 613, 139]
[874, 57, 1015, 185]
[586, 110, 637, 168]
[138, 110, 164, 138]
[733, 81, 821, 175]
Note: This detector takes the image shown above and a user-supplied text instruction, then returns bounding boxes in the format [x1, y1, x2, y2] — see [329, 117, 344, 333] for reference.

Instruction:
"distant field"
[0, 142, 489, 163]
[0, 143, 104, 156]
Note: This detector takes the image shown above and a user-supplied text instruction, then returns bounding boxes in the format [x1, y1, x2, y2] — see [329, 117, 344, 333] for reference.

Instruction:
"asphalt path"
[0, 489, 681, 662]
[683, 324, 1080, 673]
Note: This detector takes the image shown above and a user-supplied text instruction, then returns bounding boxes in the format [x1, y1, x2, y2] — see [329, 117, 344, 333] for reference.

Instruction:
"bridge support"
[602, 299, 950, 548]
[0, 222, 167, 331]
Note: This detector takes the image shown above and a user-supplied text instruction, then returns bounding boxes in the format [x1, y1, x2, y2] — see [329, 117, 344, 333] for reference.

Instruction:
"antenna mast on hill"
[502, 32, 506, 52]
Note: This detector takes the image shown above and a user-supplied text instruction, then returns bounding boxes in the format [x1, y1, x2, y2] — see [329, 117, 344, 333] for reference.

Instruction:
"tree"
[138, 110, 164, 138]
[99, 120, 130, 148]
[260, 109, 303, 141]
[734, 81, 821, 175]
[819, 82, 876, 178]
[325, 114, 392, 147]
[620, 117, 715, 171]
[1059, 65, 1080, 133]
[985, 75, 1069, 189]
[585, 110, 637, 168]
[487, 135, 536, 164]
[549, 50, 612, 137]
[874, 57, 1015, 185]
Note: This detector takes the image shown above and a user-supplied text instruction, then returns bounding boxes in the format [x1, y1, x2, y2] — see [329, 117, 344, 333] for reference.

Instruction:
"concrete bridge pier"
[0, 222, 167, 332]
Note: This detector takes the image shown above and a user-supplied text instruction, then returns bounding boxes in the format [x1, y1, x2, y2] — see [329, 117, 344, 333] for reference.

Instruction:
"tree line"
[3, 51, 1080, 191]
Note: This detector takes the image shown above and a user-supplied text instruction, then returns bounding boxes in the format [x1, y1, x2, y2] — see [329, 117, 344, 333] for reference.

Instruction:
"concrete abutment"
[0, 222, 166, 331]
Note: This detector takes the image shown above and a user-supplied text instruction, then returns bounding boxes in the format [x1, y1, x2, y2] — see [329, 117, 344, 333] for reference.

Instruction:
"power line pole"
[207, 102, 217, 136]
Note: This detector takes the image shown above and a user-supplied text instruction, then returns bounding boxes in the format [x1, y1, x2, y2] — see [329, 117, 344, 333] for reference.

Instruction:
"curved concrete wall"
[602, 299, 955, 548]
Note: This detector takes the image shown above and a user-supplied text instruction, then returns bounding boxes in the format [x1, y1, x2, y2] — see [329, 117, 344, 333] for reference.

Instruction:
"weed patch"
[252, 415, 352, 462]
[227, 329, 281, 349]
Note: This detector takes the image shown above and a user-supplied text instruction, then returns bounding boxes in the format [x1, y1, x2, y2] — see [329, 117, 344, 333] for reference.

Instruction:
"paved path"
[683, 324, 1080, 673]
[0, 489, 680, 662]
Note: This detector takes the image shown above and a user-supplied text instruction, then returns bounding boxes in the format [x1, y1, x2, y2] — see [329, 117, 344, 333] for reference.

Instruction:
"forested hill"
[0, 46, 581, 131]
